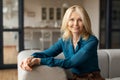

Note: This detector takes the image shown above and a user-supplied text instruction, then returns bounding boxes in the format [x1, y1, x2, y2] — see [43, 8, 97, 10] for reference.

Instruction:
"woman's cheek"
[68, 21, 72, 27]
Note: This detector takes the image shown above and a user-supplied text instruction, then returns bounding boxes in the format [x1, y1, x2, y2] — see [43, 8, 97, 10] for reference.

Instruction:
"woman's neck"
[72, 33, 81, 43]
[72, 33, 81, 49]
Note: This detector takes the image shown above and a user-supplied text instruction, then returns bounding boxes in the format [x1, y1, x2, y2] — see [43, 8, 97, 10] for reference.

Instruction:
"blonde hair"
[60, 5, 92, 40]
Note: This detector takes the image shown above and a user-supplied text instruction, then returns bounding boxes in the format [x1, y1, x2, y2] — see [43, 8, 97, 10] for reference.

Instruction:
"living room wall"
[3, 0, 100, 46]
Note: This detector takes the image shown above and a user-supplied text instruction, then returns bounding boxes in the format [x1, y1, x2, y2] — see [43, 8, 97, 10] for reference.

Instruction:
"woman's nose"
[74, 20, 78, 26]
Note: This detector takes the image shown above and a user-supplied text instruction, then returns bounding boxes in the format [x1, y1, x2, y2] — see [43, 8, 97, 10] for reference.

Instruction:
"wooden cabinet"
[24, 27, 61, 50]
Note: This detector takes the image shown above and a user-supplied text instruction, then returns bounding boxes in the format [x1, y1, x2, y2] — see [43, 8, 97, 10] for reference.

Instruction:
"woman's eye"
[69, 18, 74, 21]
[78, 18, 82, 22]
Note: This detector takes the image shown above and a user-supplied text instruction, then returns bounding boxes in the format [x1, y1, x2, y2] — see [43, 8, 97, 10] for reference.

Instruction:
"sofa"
[17, 49, 120, 80]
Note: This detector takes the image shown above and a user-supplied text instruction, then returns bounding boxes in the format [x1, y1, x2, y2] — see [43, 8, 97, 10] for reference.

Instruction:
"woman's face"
[67, 11, 84, 35]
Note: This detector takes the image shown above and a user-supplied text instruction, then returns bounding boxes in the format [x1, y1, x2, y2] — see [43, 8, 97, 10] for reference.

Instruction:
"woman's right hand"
[20, 56, 40, 71]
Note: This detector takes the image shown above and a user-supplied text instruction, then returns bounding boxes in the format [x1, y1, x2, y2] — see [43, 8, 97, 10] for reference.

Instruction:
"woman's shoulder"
[89, 35, 98, 39]
[56, 38, 71, 47]
[59, 37, 71, 42]
[57, 38, 69, 43]
[83, 35, 98, 42]
[87, 35, 98, 42]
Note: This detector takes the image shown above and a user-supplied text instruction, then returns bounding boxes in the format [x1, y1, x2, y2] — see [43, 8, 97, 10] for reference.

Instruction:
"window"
[100, 0, 120, 49]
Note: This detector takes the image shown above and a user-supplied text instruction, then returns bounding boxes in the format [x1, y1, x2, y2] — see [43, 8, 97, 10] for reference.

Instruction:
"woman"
[20, 5, 105, 80]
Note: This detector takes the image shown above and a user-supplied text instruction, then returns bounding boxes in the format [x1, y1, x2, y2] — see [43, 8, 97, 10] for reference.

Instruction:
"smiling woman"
[20, 5, 105, 80]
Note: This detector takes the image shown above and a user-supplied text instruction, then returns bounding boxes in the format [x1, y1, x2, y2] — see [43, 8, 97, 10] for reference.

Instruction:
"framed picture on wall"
[63, 8, 67, 15]
[49, 8, 54, 20]
[42, 7, 47, 20]
[56, 8, 61, 20]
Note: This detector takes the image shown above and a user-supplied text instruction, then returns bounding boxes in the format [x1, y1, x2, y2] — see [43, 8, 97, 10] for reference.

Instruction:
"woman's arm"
[20, 38, 63, 71]
[31, 38, 63, 58]
[40, 36, 98, 69]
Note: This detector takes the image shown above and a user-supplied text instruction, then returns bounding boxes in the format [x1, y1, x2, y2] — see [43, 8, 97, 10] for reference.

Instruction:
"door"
[0, 0, 24, 69]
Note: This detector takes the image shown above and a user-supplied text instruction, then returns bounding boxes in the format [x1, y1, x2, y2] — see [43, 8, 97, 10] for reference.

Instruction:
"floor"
[0, 46, 18, 80]
[3, 46, 17, 64]
[0, 69, 18, 80]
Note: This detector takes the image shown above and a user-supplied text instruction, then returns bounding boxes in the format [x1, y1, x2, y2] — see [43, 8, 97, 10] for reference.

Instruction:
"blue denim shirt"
[31, 35, 100, 75]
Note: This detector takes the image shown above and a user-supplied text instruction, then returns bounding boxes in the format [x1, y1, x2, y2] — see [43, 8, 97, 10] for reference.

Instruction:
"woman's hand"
[20, 56, 40, 71]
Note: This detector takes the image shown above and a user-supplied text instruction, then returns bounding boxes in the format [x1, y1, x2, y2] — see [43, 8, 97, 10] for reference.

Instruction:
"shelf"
[24, 27, 61, 50]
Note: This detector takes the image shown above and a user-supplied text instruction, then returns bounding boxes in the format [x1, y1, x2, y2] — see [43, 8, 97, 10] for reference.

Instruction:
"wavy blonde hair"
[60, 5, 93, 40]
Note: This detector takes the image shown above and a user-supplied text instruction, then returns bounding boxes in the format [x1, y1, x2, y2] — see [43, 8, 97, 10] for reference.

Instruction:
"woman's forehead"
[69, 11, 82, 18]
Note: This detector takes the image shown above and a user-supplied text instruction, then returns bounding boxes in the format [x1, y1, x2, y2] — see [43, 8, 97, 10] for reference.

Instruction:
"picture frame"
[49, 8, 54, 20]
[56, 8, 61, 20]
[42, 7, 47, 20]
[27, 11, 35, 17]
[63, 8, 67, 15]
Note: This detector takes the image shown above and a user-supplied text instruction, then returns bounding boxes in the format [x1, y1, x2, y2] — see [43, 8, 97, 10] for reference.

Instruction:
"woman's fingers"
[20, 57, 33, 71]
[20, 57, 40, 71]
[20, 61, 23, 69]
[30, 58, 40, 66]
[21, 61, 32, 71]
[28, 58, 37, 67]
[27, 57, 33, 63]
[24, 63, 32, 71]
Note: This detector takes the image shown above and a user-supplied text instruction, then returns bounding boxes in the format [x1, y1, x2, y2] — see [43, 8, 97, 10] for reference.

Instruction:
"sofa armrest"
[97, 50, 109, 78]
[104, 49, 120, 78]
[17, 50, 67, 80]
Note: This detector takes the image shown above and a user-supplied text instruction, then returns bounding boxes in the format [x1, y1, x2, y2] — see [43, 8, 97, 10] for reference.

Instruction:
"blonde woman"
[20, 5, 105, 80]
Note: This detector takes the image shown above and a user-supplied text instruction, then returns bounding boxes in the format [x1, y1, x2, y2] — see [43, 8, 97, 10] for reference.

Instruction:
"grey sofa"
[18, 49, 120, 80]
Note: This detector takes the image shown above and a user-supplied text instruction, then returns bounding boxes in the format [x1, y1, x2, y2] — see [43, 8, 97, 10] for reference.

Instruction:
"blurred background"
[0, 0, 120, 69]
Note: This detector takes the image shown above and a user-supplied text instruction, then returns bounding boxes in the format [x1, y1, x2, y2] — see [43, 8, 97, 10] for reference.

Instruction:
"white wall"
[82, 0, 100, 39]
